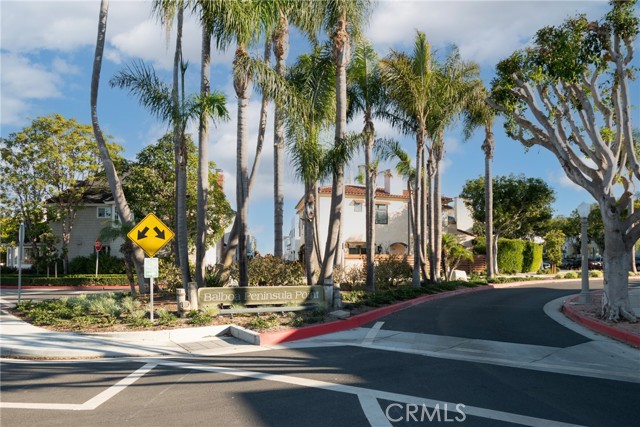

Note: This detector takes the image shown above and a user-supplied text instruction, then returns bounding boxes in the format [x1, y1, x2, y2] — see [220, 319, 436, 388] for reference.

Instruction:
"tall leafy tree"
[91, 0, 148, 293]
[488, 1, 639, 321]
[347, 40, 385, 292]
[461, 174, 556, 271]
[124, 134, 233, 249]
[0, 115, 120, 273]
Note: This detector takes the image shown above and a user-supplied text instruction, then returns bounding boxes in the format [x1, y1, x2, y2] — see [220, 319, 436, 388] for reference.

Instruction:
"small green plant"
[127, 316, 153, 328]
[187, 310, 213, 325]
[564, 271, 579, 279]
[156, 308, 178, 326]
[202, 306, 220, 317]
[589, 270, 603, 278]
[246, 313, 279, 331]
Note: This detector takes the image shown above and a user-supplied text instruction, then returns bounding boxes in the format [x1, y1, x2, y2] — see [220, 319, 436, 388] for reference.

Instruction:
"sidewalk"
[1, 284, 639, 359]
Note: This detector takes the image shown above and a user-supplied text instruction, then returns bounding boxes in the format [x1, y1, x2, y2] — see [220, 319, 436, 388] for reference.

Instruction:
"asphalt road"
[2, 282, 639, 427]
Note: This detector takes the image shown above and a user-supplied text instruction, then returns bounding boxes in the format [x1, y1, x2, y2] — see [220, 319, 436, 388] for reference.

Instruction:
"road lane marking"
[0, 359, 590, 426]
[81, 362, 157, 410]
[0, 363, 156, 411]
[160, 360, 587, 427]
[362, 322, 384, 346]
[358, 393, 392, 427]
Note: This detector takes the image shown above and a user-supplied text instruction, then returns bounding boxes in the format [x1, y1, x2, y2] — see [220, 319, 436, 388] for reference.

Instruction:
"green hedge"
[522, 241, 543, 273]
[497, 239, 525, 274]
[2, 274, 131, 287]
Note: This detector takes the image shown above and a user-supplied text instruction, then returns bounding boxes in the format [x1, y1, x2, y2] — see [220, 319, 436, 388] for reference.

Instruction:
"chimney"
[384, 169, 392, 193]
[215, 169, 224, 190]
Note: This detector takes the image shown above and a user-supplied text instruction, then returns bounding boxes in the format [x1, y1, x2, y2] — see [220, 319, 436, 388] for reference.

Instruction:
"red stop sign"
[95, 239, 102, 251]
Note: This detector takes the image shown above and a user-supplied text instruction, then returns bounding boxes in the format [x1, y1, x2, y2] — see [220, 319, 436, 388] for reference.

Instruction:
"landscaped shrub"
[374, 256, 412, 289]
[28, 275, 130, 286]
[68, 253, 126, 274]
[497, 239, 525, 274]
[333, 265, 365, 289]
[157, 259, 182, 292]
[471, 236, 486, 255]
[228, 255, 304, 286]
[522, 241, 543, 273]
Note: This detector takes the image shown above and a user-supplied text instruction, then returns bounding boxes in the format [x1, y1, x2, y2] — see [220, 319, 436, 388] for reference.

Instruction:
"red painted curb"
[562, 295, 640, 348]
[259, 285, 494, 346]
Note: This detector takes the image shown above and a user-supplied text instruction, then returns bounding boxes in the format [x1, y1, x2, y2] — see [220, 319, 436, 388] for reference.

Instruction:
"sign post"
[94, 238, 102, 278]
[18, 223, 24, 304]
[129, 214, 174, 321]
[144, 257, 159, 321]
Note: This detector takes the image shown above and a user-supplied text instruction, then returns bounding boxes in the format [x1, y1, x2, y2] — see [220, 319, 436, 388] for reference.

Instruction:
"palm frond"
[109, 60, 174, 124]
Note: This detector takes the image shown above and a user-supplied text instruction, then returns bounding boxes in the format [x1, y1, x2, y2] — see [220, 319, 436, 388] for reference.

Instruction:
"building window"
[375, 204, 388, 224]
[97, 207, 112, 219]
[348, 243, 367, 255]
[354, 202, 362, 212]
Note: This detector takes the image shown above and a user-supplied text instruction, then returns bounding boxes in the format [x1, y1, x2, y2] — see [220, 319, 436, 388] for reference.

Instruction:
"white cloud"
[0, 1, 97, 53]
[368, 0, 608, 64]
[0, 54, 63, 125]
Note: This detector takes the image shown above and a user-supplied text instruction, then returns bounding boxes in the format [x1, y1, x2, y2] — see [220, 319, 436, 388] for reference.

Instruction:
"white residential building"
[287, 171, 474, 268]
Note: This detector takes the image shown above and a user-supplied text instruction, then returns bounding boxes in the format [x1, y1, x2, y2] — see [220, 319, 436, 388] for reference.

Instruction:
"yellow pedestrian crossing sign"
[127, 213, 175, 257]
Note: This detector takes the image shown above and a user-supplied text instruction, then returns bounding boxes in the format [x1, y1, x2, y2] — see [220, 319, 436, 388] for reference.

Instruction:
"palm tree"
[427, 48, 480, 282]
[218, 39, 271, 274]
[441, 233, 473, 282]
[317, 0, 371, 296]
[285, 46, 336, 286]
[271, 3, 320, 259]
[347, 41, 384, 293]
[463, 83, 497, 278]
[152, 0, 184, 276]
[375, 139, 415, 263]
[380, 31, 438, 287]
[90, 0, 147, 294]
[109, 61, 228, 287]
[206, 0, 293, 287]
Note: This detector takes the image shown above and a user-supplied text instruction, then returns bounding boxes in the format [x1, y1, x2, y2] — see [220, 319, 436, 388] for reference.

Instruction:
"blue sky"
[1, 0, 638, 255]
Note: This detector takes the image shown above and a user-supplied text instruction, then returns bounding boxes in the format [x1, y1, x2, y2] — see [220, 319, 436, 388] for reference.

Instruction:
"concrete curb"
[258, 285, 494, 346]
[562, 294, 640, 348]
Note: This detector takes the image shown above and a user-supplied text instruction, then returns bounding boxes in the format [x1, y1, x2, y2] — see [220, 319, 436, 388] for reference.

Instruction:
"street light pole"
[577, 202, 591, 303]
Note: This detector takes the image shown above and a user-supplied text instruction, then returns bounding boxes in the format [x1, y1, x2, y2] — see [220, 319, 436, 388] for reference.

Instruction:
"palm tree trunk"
[426, 149, 436, 282]
[90, 0, 147, 294]
[482, 126, 495, 279]
[411, 143, 422, 287]
[420, 145, 428, 281]
[220, 40, 271, 271]
[273, 13, 288, 259]
[303, 181, 319, 286]
[195, 24, 211, 288]
[322, 16, 350, 299]
[172, 3, 183, 270]
[364, 123, 376, 293]
[234, 46, 251, 287]
[433, 137, 444, 282]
